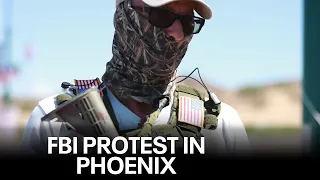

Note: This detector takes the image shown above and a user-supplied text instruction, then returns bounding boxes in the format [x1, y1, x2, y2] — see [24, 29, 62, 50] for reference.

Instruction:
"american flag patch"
[178, 96, 204, 128]
[74, 78, 104, 96]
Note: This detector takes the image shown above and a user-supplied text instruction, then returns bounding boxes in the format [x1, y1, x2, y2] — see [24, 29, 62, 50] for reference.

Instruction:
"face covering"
[102, 0, 193, 104]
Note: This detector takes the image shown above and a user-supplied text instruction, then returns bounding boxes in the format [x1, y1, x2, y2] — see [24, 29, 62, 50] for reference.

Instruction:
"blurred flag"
[74, 78, 104, 96]
[0, 66, 18, 83]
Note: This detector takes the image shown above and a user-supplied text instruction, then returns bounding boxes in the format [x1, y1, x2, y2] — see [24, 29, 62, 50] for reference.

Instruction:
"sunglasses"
[127, 0, 205, 36]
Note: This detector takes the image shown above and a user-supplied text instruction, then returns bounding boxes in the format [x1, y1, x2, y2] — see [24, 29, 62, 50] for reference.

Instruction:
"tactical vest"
[123, 85, 221, 152]
[56, 82, 221, 153]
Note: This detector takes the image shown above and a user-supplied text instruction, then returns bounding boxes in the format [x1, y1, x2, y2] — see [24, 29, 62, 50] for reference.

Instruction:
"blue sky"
[0, 0, 302, 99]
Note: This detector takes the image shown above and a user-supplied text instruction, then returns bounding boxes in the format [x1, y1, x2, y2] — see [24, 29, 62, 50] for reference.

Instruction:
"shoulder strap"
[101, 87, 121, 133]
[101, 86, 140, 136]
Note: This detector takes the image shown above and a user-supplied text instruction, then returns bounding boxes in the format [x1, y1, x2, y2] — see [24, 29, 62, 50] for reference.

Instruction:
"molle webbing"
[137, 109, 161, 137]
[175, 85, 205, 100]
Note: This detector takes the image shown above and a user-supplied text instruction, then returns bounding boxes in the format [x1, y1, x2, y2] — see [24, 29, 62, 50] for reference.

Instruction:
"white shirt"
[20, 85, 251, 156]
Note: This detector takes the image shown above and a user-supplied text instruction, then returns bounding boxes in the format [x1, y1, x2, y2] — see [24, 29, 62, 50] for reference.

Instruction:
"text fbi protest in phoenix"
[48, 136, 205, 175]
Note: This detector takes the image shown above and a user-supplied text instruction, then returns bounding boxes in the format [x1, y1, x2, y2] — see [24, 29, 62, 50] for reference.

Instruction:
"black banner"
[0, 152, 318, 178]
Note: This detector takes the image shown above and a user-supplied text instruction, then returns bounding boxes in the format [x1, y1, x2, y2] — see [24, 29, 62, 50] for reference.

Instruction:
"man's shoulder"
[218, 101, 244, 127]
[220, 102, 240, 118]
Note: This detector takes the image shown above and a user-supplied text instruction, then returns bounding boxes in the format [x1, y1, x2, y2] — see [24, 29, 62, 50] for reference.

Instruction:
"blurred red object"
[0, 66, 18, 83]
[25, 43, 33, 60]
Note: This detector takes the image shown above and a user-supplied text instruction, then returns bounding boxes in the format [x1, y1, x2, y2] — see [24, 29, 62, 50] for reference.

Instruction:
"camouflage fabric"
[102, 0, 193, 104]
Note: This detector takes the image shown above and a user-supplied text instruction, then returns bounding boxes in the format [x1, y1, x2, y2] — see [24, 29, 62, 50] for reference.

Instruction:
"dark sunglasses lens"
[148, 7, 205, 35]
[193, 18, 204, 33]
[149, 8, 176, 28]
[185, 17, 195, 35]
[180, 16, 200, 35]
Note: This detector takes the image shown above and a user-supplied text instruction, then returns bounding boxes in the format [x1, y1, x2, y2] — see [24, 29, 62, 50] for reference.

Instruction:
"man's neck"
[108, 85, 153, 124]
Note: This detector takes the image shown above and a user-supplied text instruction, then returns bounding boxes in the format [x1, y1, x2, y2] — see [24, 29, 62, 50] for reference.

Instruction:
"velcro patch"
[178, 96, 204, 128]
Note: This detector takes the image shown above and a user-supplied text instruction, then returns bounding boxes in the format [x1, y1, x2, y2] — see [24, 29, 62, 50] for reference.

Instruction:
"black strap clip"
[152, 95, 170, 111]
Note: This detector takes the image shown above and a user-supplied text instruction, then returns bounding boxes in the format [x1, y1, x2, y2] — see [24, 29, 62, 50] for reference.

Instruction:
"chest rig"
[56, 79, 222, 153]
[124, 84, 222, 151]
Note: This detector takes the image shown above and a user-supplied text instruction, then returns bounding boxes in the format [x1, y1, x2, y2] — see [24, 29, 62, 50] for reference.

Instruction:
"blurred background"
[0, 0, 312, 154]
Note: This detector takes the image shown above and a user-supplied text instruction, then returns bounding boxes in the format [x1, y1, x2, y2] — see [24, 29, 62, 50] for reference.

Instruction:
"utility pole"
[0, 0, 32, 148]
[302, 0, 320, 155]
[0, 0, 16, 108]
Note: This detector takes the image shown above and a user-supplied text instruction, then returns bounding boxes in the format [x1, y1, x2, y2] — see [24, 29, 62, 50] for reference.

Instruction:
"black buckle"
[152, 95, 170, 111]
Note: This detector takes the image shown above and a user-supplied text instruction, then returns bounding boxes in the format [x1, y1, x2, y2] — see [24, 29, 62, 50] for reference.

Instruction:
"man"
[20, 0, 250, 156]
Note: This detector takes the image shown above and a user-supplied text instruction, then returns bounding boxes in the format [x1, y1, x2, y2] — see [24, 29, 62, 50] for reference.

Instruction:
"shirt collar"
[105, 86, 141, 131]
